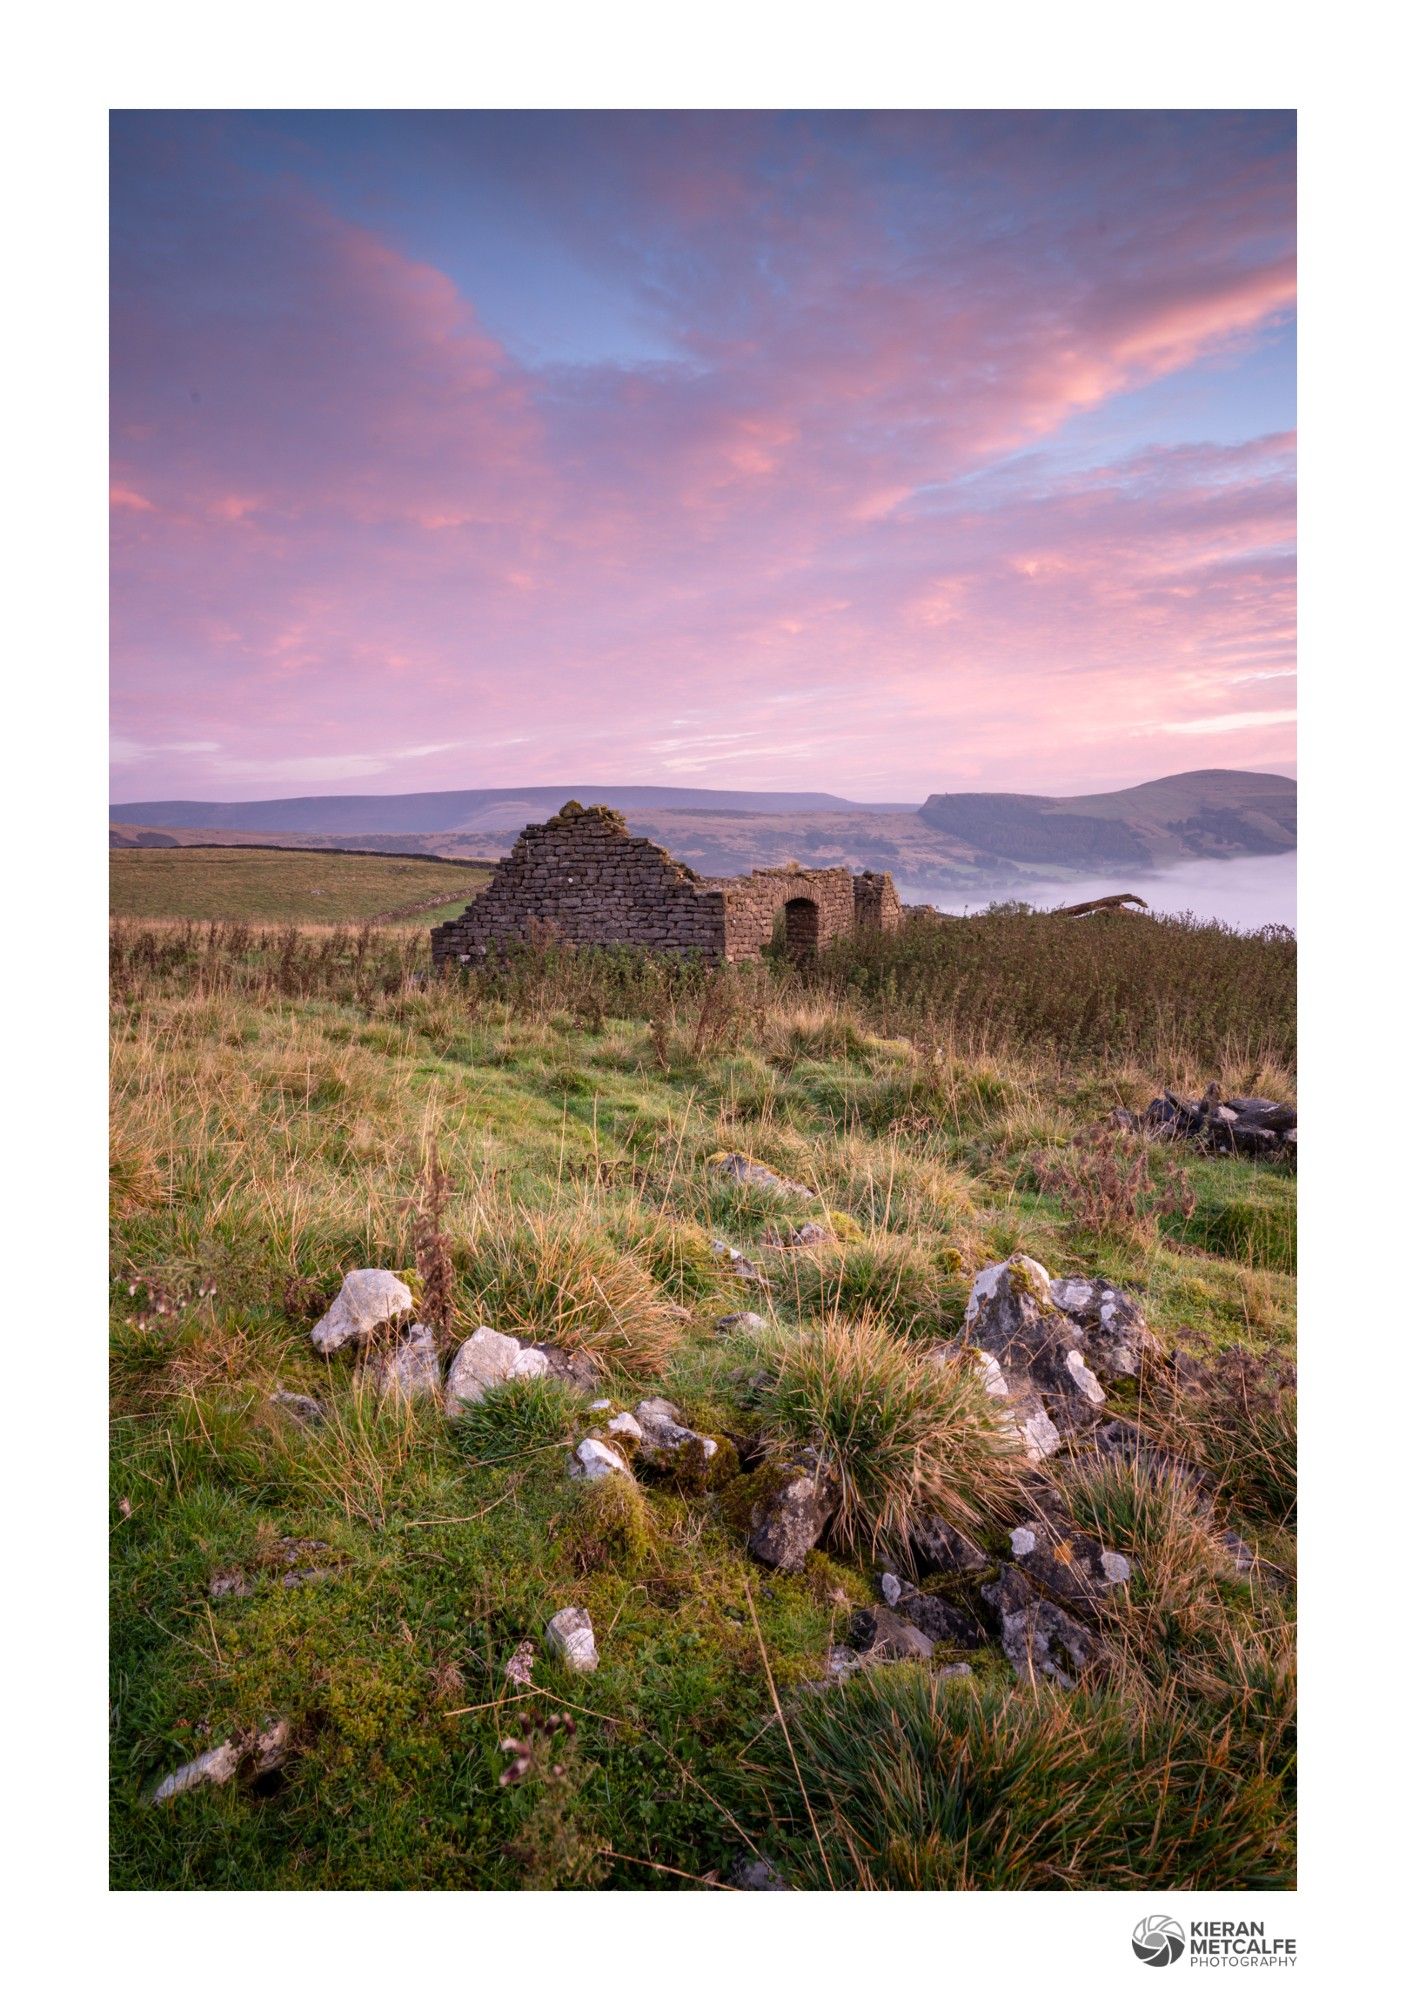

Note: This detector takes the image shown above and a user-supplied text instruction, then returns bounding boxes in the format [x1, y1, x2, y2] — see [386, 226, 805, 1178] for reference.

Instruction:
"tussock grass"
[755, 1313, 1022, 1550]
[454, 1374, 583, 1465]
[454, 1206, 680, 1375]
[753, 1663, 1294, 1890]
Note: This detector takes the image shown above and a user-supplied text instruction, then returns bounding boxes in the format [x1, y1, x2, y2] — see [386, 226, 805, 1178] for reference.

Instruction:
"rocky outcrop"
[1048, 1277, 1157, 1378]
[890, 1590, 985, 1649]
[1006, 1519, 1133, 1615]
[983, 1568, 1102, 1689]
[907, 1509, 988, 1576]
[963, 1255, 1109, 1460]
[1141, 1083, 1296, 1160]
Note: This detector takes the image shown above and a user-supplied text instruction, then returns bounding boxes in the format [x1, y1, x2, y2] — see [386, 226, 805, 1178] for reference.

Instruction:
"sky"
[110, 111, 1296, 804]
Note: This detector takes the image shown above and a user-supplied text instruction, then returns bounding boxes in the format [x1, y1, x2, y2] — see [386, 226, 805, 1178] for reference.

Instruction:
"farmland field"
[110, 846, 491, 926]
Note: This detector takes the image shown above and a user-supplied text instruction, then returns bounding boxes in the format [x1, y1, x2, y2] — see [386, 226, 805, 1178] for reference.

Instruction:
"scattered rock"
[150, 1719, 290, 1804]
[576, 1440, 636, 1488]
[208, 1569, 251, 1600]
[711, 1241, 771, 1286]
[367, 1322, 441, 1403]
[712, 1153, 816, 1199]
[819, 1644, 862, 1684]
[879, 1571, 907, 1607]
[309, 1269, 412, 1355]
[851, 1605, 935, 1661]
[716, 1310, 767, 1334]
[569, 1437, 633, 1482]
[268, 1389, 325, 1427]
[907, 1510, 988, 1576]
[731, 1854, 792, 1891]
[444, 1326, 549, 1413]
[983, 1569, 1102, 1688]
[761, 1220, 835, 1249]
[504, 1639, 535, 1687]
[1220, 1530, 1256, 1575]
[632, 1398, 735, 1491]
[891, 1591, 985, 1648]
[544, 1606, 598, 1673]
[606, 1411, 644, 1442]
[527, 1342, 601, 1392]
[747, 1459, 836, 1572]
[963, 1256, 1109, 1459]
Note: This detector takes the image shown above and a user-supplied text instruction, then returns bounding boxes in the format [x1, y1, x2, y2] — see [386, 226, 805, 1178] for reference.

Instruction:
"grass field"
[110, 846, 491, 926]
[110, 915, 1295, 1890]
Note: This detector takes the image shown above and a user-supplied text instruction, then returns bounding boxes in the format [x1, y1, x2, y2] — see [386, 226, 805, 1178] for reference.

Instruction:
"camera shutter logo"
[1131, 1916, 1186, 1967]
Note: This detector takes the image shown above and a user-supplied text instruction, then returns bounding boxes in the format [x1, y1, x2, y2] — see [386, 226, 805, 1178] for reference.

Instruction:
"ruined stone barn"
[430, 800, 903, 968]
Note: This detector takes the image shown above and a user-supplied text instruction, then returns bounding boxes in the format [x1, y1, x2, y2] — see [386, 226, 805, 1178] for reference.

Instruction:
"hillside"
[110, 847, 493, 925]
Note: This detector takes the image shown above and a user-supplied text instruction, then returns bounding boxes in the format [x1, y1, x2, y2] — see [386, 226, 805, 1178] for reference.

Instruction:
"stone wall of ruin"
[711, 867, 868, 962]
[431, 801, 904, 969]
[431, 801, 726, 963]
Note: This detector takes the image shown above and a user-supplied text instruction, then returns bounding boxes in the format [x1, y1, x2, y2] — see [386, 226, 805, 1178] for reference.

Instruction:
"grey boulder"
[747, 1459, 836, 1572]
[367, 1322, 441, 1403]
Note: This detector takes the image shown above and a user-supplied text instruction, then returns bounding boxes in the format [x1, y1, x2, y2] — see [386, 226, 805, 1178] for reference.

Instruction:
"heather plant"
[1034, 1124, 1197, 1242]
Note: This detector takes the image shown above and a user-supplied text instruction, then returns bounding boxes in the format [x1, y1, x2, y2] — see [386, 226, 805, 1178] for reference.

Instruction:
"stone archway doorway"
[783, 896, 820, 961]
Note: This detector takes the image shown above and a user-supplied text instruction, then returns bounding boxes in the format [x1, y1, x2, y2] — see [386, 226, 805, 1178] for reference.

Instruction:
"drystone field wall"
[430, 800, 902, 968]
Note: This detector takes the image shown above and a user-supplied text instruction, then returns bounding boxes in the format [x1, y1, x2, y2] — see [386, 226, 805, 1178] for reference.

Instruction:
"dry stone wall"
[430, 801, 901, 968]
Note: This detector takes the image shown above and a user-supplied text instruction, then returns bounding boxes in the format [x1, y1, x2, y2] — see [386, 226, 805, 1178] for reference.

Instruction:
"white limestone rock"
[444, 1327, 549, 1414]
[569, 1437, 633, 1482]
[544, 1606, 598, 1673]
[310, 1269, 413, 1355]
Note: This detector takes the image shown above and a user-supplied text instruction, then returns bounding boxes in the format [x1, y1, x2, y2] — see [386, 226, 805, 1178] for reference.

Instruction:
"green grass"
[110, 920, 1295, 1889]
[110, 846, 491, 925]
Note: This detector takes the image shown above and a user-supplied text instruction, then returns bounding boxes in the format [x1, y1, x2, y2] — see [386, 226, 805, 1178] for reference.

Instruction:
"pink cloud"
[110, 115, 1295, 801]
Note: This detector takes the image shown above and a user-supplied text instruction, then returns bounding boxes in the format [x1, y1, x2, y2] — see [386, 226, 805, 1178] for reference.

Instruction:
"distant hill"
[110, 783, 914, 836]
[110, 770, 1295, 895]
[918, 770, 1296, 868]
